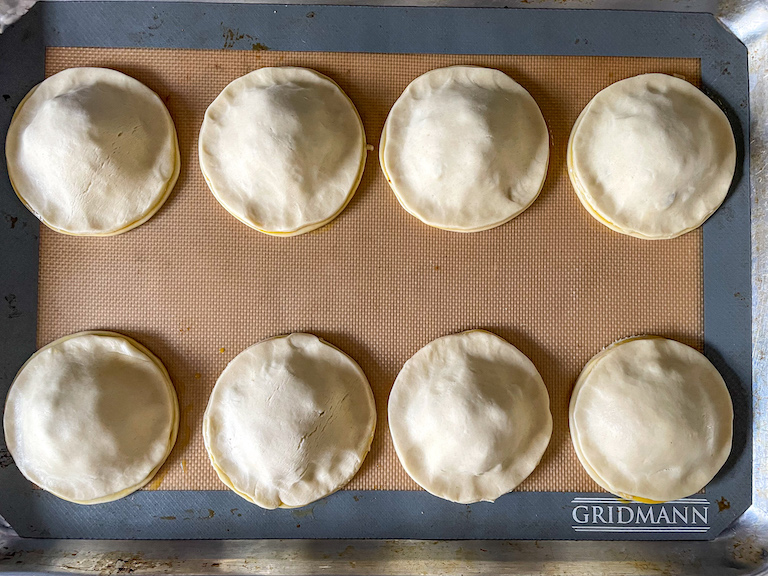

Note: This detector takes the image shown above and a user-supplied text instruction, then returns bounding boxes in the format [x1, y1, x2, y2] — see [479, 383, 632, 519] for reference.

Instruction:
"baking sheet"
[40, 48, 703, 493]
[0, 3, 751, 541]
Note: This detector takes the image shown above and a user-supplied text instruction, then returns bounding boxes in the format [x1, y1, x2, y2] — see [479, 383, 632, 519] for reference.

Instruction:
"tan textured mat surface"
[39, 48, 702, 492]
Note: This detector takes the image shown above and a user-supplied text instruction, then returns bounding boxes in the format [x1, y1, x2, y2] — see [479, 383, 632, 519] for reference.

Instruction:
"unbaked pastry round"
[3, 331, 179, 504]
[380, 66, 549, 232]
[203, 333, 376, 509]
[567, 73, 736, 239]
[388, 330, 552, 503]
[5, 67, 180, 236]
[199, 67, 367, 236]
[570, 336, 733, 503]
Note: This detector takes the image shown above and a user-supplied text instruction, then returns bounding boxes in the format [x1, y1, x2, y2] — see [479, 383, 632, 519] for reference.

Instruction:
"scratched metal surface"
[0, 0, 767, 572]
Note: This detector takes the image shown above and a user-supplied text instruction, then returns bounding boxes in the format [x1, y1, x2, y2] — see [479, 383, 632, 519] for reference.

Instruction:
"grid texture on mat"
[39, 48, 703, 492]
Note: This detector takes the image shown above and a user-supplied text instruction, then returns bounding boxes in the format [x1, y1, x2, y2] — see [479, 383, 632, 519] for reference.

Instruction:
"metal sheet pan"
[1, 0, 767, 572]
[0, 2, 752, 542]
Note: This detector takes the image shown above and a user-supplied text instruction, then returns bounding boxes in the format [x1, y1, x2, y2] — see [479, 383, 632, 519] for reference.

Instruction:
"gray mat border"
[0, 2, 751, 541]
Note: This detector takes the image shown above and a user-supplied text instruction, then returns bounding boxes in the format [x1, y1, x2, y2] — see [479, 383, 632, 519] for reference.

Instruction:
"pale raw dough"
[388, 330, 552, 504]
[199, 67, 367, 236]
[3, 331, 179, 504]
[203, 333, 376, 509]
[380, 66, 549, 232]
[5, 67, 180, 236]
[569, 336, 733, 502]
[567, 73, 736, 239]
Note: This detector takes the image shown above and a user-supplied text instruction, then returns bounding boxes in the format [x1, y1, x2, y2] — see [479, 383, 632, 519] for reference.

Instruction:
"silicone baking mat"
[39, 48, 703, 494]
[0, 3, 751, 541]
